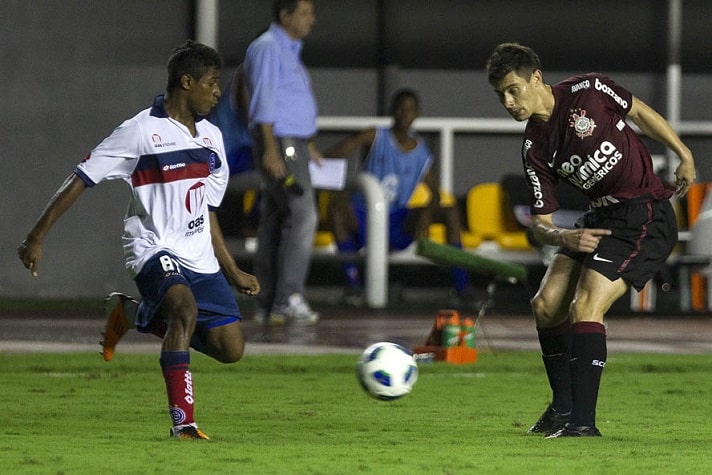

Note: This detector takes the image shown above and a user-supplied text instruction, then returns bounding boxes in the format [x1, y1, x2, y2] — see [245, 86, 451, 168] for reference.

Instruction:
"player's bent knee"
[530, 294, 566, 327]
[213, 344, 244, 364]
[202, 324, 245, 363]
[217, 352, 243, 364]
[530, 294, 547, 319]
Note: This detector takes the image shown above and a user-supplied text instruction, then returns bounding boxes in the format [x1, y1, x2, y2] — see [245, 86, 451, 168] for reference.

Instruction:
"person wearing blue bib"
[326, 89, 473, 305]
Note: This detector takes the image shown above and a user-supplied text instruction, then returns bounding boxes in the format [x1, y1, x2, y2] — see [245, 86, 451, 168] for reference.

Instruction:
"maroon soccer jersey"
[522, 73, 672, 215]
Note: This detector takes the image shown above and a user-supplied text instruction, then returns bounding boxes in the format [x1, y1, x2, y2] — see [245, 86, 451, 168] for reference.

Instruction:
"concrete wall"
[3, 0, 711, 299]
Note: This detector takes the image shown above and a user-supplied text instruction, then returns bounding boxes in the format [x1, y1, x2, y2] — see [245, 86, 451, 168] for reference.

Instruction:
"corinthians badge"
[569, 108, 596, 139]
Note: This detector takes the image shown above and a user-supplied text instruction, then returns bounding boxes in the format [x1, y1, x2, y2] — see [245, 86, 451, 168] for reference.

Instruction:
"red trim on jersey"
[132, 162, 210, 187]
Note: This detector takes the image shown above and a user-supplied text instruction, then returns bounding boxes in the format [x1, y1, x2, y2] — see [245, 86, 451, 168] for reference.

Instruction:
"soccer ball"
[356, 342, 418, 400]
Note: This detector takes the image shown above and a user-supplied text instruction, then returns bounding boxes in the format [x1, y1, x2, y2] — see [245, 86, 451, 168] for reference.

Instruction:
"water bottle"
[440, 312, 461, 348]
[461, 317, 476, 348]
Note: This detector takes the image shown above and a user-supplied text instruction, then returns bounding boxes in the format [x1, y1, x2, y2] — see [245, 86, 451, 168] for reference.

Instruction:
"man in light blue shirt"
[244, 0, 321, 325]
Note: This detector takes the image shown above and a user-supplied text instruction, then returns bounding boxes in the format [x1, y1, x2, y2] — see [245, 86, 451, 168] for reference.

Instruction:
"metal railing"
[231, 116, 711, 308]
[317, 116, 712, 308]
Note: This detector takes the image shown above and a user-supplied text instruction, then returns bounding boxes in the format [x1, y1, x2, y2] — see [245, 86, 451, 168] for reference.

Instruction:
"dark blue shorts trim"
[133, 251, 241, 333]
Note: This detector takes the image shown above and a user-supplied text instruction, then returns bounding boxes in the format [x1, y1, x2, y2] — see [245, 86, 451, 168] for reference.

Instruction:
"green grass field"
[2, 350, 712, 474]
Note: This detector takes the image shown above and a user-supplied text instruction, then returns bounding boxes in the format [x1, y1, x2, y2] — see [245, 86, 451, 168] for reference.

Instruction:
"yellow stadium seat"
[464, 182, 531, 250]
[407, 182, 458, 244]
[407, 182, 457, 208]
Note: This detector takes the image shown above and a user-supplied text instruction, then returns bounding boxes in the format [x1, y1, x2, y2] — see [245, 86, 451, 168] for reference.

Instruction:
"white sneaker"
[270, 293, 319, 326]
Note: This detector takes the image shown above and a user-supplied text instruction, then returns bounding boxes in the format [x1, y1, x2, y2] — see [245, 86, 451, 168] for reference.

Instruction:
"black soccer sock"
[570, 322, 607, 427]
[537, 320, 573, 414]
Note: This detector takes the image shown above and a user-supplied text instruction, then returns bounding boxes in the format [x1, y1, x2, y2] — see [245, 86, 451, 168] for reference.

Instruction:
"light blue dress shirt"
[244, 23, 318, 138]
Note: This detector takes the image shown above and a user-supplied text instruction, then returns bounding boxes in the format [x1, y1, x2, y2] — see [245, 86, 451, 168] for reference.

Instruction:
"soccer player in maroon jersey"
[485, 43, 696, 437]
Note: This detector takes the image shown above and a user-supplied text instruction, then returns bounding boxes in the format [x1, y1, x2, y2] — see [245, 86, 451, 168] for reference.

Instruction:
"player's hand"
[233, 270, 260, 296]
[18, 237, 42, 277]
[674, 159, 696, 197]
[560, 228, 611, 253]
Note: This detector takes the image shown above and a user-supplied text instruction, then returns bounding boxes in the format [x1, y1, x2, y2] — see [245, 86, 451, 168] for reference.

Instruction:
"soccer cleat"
[546, 423, 602, 438]
[100, 292, 138, 362]
[170, 424, 210, 440]
[527, 405, 571, 435]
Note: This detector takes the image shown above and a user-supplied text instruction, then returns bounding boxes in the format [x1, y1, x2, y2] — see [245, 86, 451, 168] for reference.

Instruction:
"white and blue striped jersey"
[74, 95, 228, 278]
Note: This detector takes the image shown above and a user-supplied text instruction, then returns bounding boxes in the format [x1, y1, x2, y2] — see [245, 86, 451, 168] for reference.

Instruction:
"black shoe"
[546, 423, 602, 438]
[527, 405, 571, 435]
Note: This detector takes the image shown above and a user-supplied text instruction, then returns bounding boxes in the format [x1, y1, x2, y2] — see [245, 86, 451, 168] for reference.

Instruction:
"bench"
[222, 174, 543, 308]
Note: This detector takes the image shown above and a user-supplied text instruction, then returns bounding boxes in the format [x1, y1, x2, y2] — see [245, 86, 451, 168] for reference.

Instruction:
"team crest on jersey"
[569, 108, 596, 139]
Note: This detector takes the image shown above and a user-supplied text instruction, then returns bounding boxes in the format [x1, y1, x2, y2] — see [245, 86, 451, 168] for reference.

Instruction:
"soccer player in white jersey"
[18, 40, 260, 440]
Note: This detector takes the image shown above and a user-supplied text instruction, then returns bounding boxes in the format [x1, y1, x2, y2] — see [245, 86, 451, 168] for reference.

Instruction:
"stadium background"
[2, 0, 711, 300]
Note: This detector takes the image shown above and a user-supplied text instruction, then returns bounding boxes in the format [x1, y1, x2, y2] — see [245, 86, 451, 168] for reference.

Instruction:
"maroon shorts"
[558, 198, 677, 291]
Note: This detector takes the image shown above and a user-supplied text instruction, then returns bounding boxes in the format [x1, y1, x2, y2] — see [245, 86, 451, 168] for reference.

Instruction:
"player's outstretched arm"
[627, 96, 696, 196]
[208, 211, 260, 296]
[324, 128, 376, 164]
[18, 174, 87, 277]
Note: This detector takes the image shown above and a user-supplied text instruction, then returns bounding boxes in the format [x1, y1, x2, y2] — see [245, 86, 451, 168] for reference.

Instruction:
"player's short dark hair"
[485, 42, 542, 86]
[389, 88, 420, 115]
[166, 40, 222, 92]
[272, 0, 304, 23]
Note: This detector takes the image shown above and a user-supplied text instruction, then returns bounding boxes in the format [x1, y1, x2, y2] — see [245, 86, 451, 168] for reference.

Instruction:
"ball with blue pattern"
[357, 342, 418, 400]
